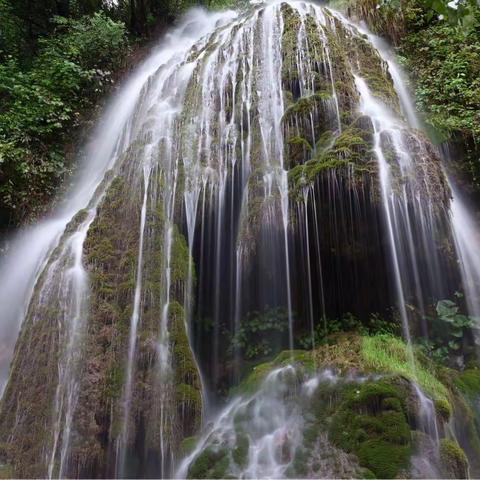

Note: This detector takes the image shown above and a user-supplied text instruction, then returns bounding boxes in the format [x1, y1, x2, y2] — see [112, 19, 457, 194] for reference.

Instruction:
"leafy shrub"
[298, 312, 399, 349]
[231, 307, 290, 360]
[0, 12, 128, 225]
[417, 297, 478, 365]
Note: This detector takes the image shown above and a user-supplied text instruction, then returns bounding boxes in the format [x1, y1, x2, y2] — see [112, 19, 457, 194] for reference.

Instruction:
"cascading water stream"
[354, 14, 480, 342]
[354, 75, 413, 343]
[47, 212, 96, 479]
[0, 7, 216, 397]
[450, 181, 480, 319]
[176, 365, 305, 479]
[0, 8, 240, 477]
[2, 1, 480, 478]
[116, 162, 152, 477]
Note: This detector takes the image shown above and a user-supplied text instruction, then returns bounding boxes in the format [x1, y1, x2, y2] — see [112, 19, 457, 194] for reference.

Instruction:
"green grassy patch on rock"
[361, 334, 449, 403]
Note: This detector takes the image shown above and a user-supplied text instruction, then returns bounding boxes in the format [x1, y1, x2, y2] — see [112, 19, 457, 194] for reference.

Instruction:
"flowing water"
[0, 0, 479, 478]
[450, 184, 480, 319]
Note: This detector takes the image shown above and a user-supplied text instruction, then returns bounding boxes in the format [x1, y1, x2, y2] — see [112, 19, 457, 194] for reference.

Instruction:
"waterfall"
[450, 183, 480, 318]
[176, 365, 305, 479]
[0, 0, 479, 478]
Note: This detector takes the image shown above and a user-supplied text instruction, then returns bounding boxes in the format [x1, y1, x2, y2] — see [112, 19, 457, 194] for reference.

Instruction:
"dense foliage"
[0, 12, 128, 225]
[344, 0, 480, 186]
[398, 6, 480, 183]
[0, 0, 209, 230]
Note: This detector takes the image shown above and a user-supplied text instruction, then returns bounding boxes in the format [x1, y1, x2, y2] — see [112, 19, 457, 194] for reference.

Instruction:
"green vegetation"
[416, 298, 479, 365]
[288, 125, 376, 193]
[298, 311, 399, 349]
[455, 367, 480, 398]
[343, 0, 480, 186]
[231, 307, 290, 361]
[0, 8, 129, 226]
[233, 349, 313, 395]
[187, 446, 230, 479]
[180, 436, 198, 456]
[194, 330, 480, 478]
[440, 438, 469, 478]
[0, 0, 224, 229]
[400, 15, 480, 184]
[329, 379, 412, 478]
[362, 334, 450, 403]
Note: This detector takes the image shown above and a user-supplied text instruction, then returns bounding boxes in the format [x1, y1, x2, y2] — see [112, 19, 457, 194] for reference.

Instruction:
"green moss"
[232, 433, 249, 468]
[285, 135, 312, 167]
[329, 379, 411, 478]
[169, 300, 202, 435]
[234, 349, 314, 395]
[282, 93, 332, 120]
[64, 208, 90, 235]
[361, 334, 449, 403]
[357, 440, 410, 478]
[187, 447, 229, 479]
[455, 368, 480, 398]
[176, 383, 202, 411]
[289, 157, 348, 189]
[440, 438, 469, 479]
[170, 301, 201, 383]
[288, 126, 375, 193]
[180, 436, 198, 456]
[171, 225, 194, 284]
[104, 364, 124, 400]
[435, 398, 452, 422]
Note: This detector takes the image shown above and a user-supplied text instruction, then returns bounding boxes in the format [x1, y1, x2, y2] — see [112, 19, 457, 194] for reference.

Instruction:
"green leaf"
[436, 299, 459, 318]
[448, 340, 461, 350]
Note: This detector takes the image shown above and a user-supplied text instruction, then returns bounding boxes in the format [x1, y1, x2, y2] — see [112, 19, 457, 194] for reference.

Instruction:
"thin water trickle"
[450, 183, 480, 319]
[354, 75, 413, 343]
[116, 163, 152, 477]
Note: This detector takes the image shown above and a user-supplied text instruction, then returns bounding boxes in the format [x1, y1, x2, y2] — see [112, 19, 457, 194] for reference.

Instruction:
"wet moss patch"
[187, 446, 230, 479]
[329, 379, 412, 478]
[440, 438, 469, 479]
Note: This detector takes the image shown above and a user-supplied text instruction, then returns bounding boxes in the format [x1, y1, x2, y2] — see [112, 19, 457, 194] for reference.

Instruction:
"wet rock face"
[0, 206, 94, 478]
[183, 335, 478, 479]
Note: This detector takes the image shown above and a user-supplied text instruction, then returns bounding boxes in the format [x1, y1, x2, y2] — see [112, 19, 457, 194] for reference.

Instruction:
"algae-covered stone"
[288, 125, 377, 196]
[187, 446, 230, 479]
[329, 379, 412, 478]
[440, 438, 469, 479]
[187, 333, 466, 479]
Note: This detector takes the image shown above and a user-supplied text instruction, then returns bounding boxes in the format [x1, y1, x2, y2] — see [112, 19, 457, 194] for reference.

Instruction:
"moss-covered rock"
[180, 436, 198, 456]
[329, 379, 412, 478]
[185, 332, 477, 479]
[452, 367, 480, 476]
[440, 438, 469, 479]
[232, 349, 314, 395]
[187, 446, 230, 479]
[435, 398, 452, 422]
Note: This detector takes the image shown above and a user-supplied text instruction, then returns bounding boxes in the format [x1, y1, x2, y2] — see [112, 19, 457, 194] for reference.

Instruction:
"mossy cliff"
[0, 204, 97, 477]
[184, 333, 480, 479]
[278, 5, 448, 210]
[65, 172, 143, 477]
[65, 165, 201, 476]
[0, 2, 469, 478]
[0, 157, 202, 477]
